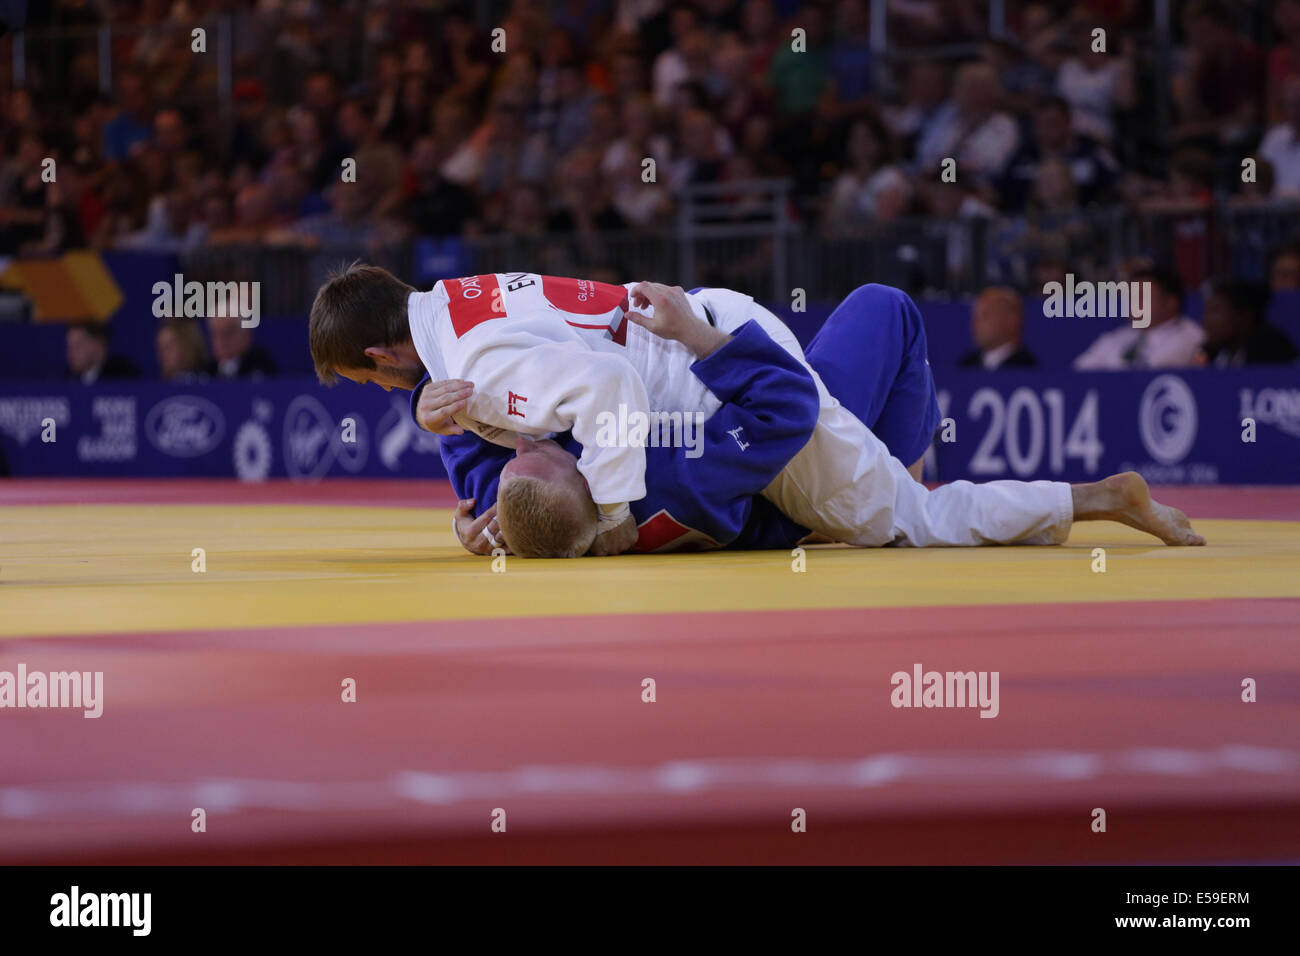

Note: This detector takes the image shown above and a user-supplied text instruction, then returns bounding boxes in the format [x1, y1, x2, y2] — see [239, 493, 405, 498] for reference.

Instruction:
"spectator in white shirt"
[1259, 75, 1300, 197]
[916, 62, 1020, 181]
[1074, 268, 1205, 370]
[889, 60, 954, 159]
[602, 95, 674, 227]
[1055, 25, 1136, 144]
[652, 8, 702, 109]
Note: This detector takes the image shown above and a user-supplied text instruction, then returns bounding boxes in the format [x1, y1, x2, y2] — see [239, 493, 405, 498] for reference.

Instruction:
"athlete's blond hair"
[496, 475, 599, 558]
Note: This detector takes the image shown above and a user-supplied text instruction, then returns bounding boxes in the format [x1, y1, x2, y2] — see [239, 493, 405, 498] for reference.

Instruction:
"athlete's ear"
[363, 346, 401, 368]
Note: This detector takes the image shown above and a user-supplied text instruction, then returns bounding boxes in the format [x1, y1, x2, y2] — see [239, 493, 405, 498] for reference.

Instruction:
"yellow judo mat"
[4, 501, 1299, 638]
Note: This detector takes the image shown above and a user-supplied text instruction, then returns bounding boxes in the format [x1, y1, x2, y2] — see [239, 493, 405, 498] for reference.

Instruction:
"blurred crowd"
[64, 313, 278, 384]
[959, 255, 1299, 373]
[3, 0, 1299, 380]
[2, 0, 1299, 264]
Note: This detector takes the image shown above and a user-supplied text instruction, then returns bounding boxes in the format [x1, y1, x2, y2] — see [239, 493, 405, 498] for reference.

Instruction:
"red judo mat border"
[19, 803, 1300, 866]
[3, 478, 1299, 520]
[3, 598, 1297, 865]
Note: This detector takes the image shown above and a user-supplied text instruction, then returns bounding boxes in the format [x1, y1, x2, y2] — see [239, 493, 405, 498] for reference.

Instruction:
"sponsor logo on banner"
[1240, 388, 1300, 439]
[234, 420, 272, 481]
[77, 396, 136, 463]
[283, 394, 367, 481]
[1124, 375, 1216, 482]
[376, 397, 440, 472]
[1138, 375, 1198, 465]
[0, 397, 70, 445]
[144, 395, 225, 457]
[233, 398, 274, 481]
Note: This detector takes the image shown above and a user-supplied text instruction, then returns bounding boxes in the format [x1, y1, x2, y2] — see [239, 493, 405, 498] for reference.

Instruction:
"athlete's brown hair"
[308, 261, 415, 384]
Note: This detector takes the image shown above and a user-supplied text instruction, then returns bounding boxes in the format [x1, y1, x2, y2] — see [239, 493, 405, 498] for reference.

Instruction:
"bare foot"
[1096, 472, 1206, 546]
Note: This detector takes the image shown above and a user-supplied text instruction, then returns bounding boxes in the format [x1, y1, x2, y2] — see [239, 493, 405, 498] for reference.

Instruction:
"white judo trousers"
[688, 288, 1075, 548]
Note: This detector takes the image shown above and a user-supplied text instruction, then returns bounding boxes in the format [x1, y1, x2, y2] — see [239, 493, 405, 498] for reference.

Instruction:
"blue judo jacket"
[413, 319, 818, 552]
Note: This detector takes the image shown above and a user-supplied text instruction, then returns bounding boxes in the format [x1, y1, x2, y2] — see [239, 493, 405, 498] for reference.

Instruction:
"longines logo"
[1240, 388, 1300, 439]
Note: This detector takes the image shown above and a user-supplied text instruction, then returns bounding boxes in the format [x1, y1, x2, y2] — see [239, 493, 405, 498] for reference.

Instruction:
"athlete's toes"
[1167, 508, 1206, 546]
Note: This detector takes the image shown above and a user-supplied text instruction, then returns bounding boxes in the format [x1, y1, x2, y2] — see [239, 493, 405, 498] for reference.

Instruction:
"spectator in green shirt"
[766, 2, 831, 115]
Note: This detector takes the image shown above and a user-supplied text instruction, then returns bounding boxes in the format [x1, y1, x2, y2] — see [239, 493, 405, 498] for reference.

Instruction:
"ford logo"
[145, 395, 226, 458]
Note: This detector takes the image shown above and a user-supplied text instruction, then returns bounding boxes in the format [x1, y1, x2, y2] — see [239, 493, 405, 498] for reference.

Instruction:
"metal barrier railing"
[676, 179, 797, 301]
[178, 200, 1300, 316]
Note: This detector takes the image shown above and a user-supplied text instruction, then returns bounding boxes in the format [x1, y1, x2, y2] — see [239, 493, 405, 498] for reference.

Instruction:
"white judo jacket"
[406, 272, 736, 512]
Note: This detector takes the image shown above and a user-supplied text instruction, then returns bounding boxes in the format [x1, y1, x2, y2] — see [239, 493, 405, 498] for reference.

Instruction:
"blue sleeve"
[439, 432, 512, 513]
[412, 373, 513, 513]
[409, 373, 432, 426]
[680, 319, 819, 500]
